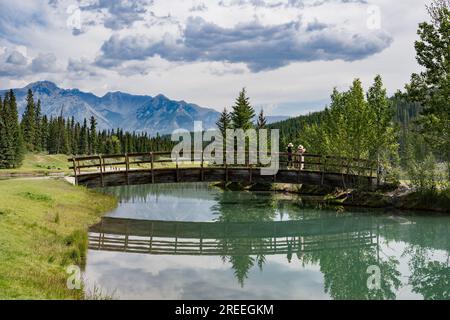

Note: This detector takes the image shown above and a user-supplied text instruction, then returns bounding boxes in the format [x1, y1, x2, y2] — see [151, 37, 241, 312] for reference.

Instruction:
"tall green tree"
[21, 89, 37, 151]
[407, 0, 450, 179]
[302, 79, 373, 161]
[300, 78, 398, 181]
[40, 115, 49, 151]
[34, 99, 42, 151]
[78, 118, 89, 155]
[231, 88, 255, 130]
[0, 96, 7, 168]
[216, 107, 232, 137]
[3, 90, 24, 167]
[89, 116, 98, 154]
[256, 109, 267, 129]
[367, 75, 398, 164]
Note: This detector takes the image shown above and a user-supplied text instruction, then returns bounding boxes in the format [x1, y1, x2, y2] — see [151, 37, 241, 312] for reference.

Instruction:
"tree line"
[0, 89, 173, 169]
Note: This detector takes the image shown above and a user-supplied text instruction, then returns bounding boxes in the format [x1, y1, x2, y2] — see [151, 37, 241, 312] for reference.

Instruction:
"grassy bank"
[0, 178, 117, 299]
[0, 153, 70, 176]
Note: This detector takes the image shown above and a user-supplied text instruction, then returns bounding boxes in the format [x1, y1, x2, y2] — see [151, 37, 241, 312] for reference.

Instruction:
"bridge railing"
[68, 151, 378, 180]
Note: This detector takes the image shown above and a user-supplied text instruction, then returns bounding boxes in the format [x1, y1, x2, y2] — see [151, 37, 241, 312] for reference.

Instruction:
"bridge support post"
[225, 160, 228, 182]
[72, 158, 78, 186]
[339, 156, 347, 189]
[150, 152, 154, 184]
[125, 153, 130, 185]
[201, 151, 204, 182]
[376, 157, 380, 187]
[176, 154, 179, 182]
[99, 155, 104, 187]
[320, 155, 325, 186]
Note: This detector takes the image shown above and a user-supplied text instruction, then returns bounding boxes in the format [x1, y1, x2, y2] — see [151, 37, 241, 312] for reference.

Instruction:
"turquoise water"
[85, 183, 450, 300]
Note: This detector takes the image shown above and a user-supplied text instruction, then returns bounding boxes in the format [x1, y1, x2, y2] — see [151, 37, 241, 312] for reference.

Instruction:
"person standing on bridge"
[297, 145, 306, 170]
[287, 143, 294, 168]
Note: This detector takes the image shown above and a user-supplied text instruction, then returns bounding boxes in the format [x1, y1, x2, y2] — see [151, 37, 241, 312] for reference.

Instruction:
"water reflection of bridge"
[89, 217, 379, 256]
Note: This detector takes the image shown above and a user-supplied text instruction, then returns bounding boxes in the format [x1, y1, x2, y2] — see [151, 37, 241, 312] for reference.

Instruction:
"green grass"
[0, 153, 71, 176]
[0, 178, 117, 299]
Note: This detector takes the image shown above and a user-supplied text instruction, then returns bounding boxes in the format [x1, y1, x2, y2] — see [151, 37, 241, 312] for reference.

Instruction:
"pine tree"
[231, 88, 255, 130]
[41, 115, 49, 151]
[89, 116, 98, 154]
[34, 99, 42, 151]
[256, 109, 267, 129]
[78, 118, 89, 155]
[216, 107, 232, 138]
[21, 89, 37, 151]
[6, 90, 24, 167]
[0, 96, 7, 168]
[111, 135, 121, 154]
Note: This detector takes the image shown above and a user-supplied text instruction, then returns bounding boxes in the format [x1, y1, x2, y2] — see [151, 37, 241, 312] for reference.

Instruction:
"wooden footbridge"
[89, 216, 381, 256]
[69, 151, 379, 188]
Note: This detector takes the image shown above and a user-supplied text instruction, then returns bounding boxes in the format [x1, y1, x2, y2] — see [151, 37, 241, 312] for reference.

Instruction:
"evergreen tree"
[231, 88, 255, 130]
[34, 99, 42, 151]
[79, 118, 89, 155]
[21, 89, 37, 151]
[89, 116, 98, 154]
[256, 109, 267, 129]
[5, 90, 24, 167]
[0, 96, 7, 168]
[111, 135, 122, 154]
[41, 115, 49, 151]
[216, 107, 232, 137]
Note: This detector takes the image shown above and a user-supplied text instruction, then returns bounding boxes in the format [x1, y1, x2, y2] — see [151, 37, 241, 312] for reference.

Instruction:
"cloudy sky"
[0, 0, 430, 116]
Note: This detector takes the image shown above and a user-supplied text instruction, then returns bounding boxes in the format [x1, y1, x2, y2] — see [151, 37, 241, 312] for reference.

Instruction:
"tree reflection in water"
[210, 190, 404, 298]
[92, 183, 450, 299]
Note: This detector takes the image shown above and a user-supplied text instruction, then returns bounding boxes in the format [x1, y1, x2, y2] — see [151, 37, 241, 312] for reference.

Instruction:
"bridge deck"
[69, 152, 378, 188]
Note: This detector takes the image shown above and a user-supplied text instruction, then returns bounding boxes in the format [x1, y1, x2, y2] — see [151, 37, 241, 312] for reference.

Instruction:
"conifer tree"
[231, 88, 255, 130]
[78, 118, 89, 155]
[256, 109, 267, 129]
[21, 89, 37, 151]
[41, 115, 49, 151]
[5, 90, 24, 167]
[34, 99, 42, 151]
[89, 116, 98, 154]
[0, 96, 7, 168]
[216, 107, 232, 137]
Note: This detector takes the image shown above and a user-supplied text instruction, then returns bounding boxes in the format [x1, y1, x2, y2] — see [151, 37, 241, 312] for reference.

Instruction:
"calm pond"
[85, 183, 450, 300]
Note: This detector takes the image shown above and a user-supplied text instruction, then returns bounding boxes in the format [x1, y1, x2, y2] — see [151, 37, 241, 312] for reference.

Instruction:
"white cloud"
[0, 0, 431, 116]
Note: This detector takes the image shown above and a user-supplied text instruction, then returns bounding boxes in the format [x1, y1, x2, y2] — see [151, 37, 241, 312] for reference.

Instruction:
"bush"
[407, 154, 439, 193]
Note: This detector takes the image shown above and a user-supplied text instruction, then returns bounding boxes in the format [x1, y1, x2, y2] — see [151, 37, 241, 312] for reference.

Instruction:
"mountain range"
[0, 81, 289, 135]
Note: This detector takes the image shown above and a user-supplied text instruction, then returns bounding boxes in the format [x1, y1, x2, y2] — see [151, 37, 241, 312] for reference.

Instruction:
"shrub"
[407, 154, 439, 193]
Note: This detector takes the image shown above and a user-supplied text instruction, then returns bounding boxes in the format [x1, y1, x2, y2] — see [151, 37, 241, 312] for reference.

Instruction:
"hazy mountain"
[0, 81, 289, 135]
[0, 81, 219, 135]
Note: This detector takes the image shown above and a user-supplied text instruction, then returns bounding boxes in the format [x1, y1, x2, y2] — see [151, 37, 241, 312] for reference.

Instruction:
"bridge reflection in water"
[89, 216, 380, 257]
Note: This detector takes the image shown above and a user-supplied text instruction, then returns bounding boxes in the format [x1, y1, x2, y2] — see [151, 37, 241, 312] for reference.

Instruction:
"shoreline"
[212, 181, 450, 214]
[0, 178, 117, 299]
